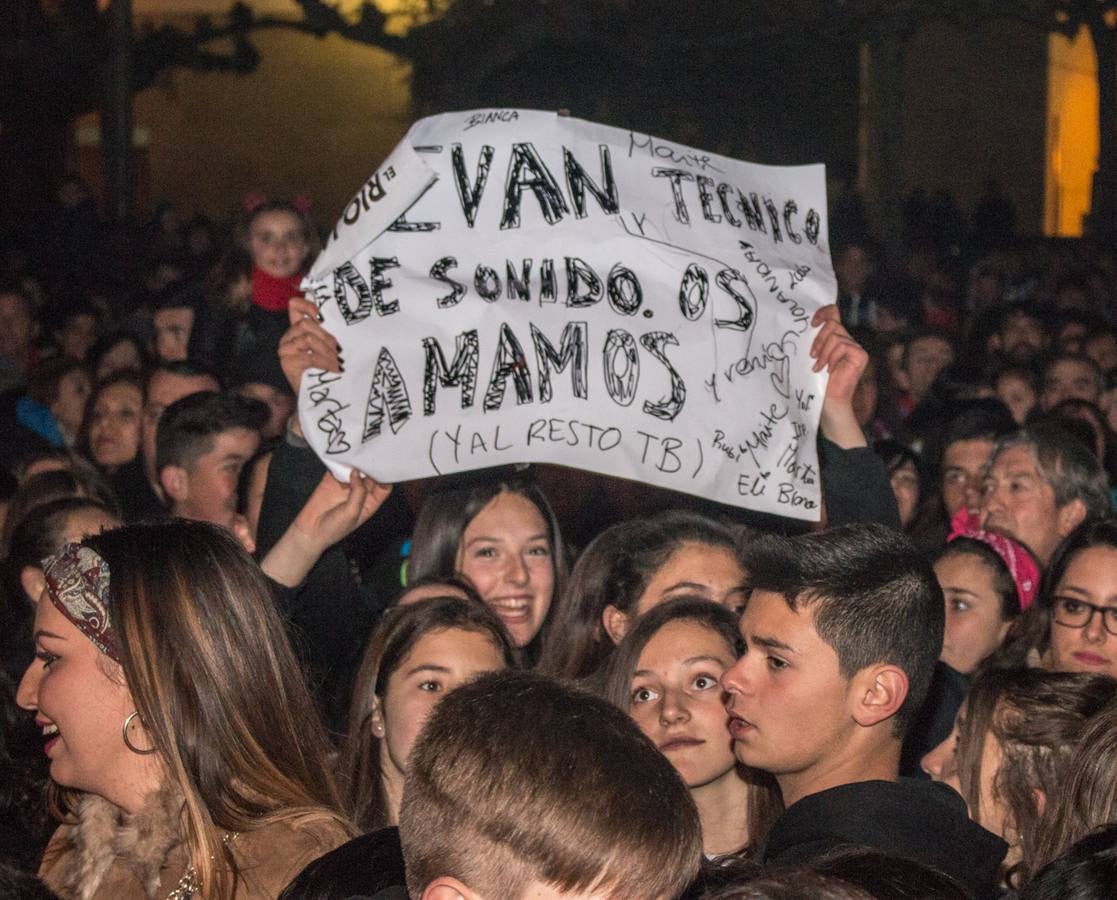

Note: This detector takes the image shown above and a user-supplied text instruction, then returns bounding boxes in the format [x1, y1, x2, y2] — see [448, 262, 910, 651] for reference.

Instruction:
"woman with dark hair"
[1022, 825, 1117, 900]
[535, 521, 631, 681]
[1, 497, 119, 684]
[0, 469, 118, 559]
[17, 520, 353, 898]
[900, 525, 1039, 774]
[921, 668, 1117, 886]
[603, 597, 780, 858]
[1030, 700, 1117, 875]
[933, 529, 1037, 677]
[538, 510, 747, 683]
[407, 471, 567, 655]
[392, 573, 482, 608]
[77, 371, 145, 477]
[872, 439, 922, 530]
[992, 517, 1117, 678]
[340, 596, 516, 831]
[23, 358, 90, 449]
[88, 332, 147, 385]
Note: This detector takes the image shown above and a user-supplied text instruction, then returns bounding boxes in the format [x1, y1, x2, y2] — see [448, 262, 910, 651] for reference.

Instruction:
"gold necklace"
[163, 832, 239, 899]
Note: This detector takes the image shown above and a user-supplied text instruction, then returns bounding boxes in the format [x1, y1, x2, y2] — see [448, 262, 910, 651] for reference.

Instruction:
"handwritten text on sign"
[300, 110, 835, 520]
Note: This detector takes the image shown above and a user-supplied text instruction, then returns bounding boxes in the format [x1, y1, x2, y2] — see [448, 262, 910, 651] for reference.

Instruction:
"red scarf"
[251, 267, 303, 313]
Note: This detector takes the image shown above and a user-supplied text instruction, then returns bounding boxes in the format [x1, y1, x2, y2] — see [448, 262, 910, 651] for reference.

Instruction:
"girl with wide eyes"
[604, 598, 780, 857]
[16, 520, 352, 898]
[340, 596, 518, 830]
[932, 529, 1036, 676]
[921, 668, 1117, 885]
[407, 475, 567, 657]
[538, 510, 748, 683]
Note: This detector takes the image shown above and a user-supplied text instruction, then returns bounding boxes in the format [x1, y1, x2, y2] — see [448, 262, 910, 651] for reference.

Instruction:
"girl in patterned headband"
[17, 520, 353, 899]
[933, 512, 1039, 677]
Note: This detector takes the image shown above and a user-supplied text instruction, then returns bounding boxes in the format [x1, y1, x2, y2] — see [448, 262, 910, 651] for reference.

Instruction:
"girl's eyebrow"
[463, 533, 548, 546]
[682, 654, 730, 666]
[405, 663, 452, 676]
[632, 656, 729, 678]
[463, 535, 503, 546]
[34, 630, 67, 642]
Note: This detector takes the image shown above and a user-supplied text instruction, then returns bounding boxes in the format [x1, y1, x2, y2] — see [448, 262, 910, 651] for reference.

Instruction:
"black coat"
[762, 779, 1007, 899]
[279, 827, 407, 900]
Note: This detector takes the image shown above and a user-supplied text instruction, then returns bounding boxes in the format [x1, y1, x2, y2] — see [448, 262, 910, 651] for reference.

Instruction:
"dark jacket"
[762, 779, 1007, 899]
[110, 457, 166, 523]
[279, 827, 407, 900]
[901, 661, 970, 778]
[818, 437, 900, 530]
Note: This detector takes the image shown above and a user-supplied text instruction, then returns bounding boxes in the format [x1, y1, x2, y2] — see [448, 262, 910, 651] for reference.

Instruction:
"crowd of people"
[3, 174, 1117, 899]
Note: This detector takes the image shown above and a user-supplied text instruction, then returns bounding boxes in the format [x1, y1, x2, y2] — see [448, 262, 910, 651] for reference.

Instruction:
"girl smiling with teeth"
[408, 474, 567, 657]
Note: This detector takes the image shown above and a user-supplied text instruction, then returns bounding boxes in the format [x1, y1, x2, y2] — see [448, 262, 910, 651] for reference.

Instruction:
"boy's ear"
[850, 664, 909, 728]
[422, 876, 481, 900]
[159, 465, 189, 503]
[602, 604, 630, 645]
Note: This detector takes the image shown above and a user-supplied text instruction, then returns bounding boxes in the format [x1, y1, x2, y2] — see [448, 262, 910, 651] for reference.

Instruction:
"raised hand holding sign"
[298, 110, 837, 521]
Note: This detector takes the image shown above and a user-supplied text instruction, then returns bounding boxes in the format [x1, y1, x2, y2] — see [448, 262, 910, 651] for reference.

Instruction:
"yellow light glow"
[1046, 27, 1099, 236]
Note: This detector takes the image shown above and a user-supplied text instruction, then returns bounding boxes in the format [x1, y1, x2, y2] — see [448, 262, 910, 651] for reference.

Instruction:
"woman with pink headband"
[16, 520, 352, 899]
[935, 508, 1040, 677]
[900, 510, 1039, 775]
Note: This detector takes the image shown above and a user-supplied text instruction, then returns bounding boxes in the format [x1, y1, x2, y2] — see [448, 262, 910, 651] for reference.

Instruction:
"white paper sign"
[300, 109, 835, 520]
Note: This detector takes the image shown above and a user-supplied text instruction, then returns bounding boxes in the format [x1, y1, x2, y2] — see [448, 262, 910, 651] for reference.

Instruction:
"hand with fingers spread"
[810, 303, 869, 448]
[279, 295, 343, 395]
[262, 469, 392, 588]
[293, 470, 391, 552]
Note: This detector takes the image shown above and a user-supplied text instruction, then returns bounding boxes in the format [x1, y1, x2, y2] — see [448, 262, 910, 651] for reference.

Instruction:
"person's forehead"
[740, 588, 805, 632]
[991, 444, 1041, 474]
[207, 427, 259, 453]
[1004, 312, 1041, 330]
[911, 335, 952, 355]
[146, 372, 217, 404]
[153, 307, 194, 323]
[1050, 359, 1093, 377]
[251, 210, 303, 234]
[96, 382, 141, 407]
[945, 437, 994, 462]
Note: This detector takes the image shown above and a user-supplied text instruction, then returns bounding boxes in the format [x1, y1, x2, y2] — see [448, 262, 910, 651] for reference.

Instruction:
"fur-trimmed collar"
[51, 783, 185, 900]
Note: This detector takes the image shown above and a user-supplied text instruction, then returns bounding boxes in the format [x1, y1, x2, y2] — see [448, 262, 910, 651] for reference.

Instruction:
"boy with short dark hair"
[399, 669, 703, 900]
[156, 390, 267, 533]
[722, 523, 1006, 896]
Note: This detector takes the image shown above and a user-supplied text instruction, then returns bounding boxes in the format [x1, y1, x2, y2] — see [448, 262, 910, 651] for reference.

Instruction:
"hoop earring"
[122, 711, 157, 755]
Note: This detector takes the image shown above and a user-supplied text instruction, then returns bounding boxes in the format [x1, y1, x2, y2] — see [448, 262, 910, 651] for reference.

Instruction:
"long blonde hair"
[65, 520, 352, 896]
